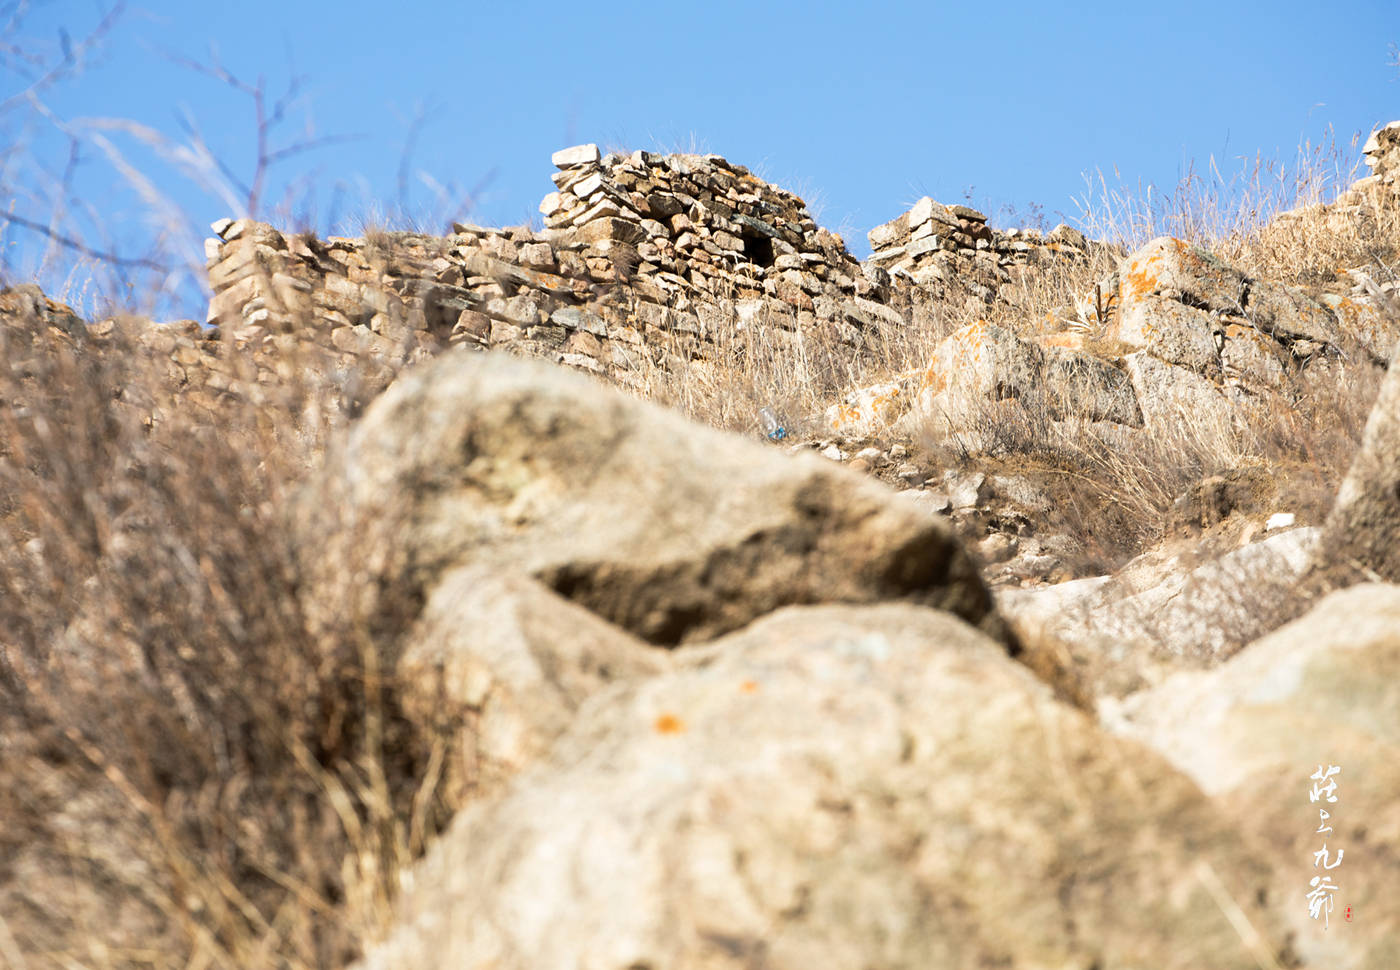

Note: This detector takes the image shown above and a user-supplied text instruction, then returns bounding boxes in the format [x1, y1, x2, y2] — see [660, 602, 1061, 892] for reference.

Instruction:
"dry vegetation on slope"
[0, 307, 449, 967]
[1, 11, 1398, 957]
[1, 137, 1396, 966]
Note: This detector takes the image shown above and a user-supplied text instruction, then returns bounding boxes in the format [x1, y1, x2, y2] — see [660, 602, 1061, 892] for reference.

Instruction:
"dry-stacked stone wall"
[201, 143, 1112, 397]
[204, 144, 913, 390]
[865, 196, 1101, 306]
[1359, 121, 1400, 190]
[189, 123, 1400, 435]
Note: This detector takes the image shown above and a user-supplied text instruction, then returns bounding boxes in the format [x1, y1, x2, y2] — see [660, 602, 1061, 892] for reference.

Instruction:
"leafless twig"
[0, 210, 167, 269]
[0, 2, 124, 114]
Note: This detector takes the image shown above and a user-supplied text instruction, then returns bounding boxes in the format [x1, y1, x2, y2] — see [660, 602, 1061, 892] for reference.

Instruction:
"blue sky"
[1, 0, 1397, 317]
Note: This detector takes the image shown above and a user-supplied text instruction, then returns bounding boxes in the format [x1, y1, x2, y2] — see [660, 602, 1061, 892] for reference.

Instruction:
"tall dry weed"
[0, 308, 453, 969]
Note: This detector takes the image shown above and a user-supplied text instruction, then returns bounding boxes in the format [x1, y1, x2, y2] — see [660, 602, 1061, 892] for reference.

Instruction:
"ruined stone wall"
[200, 143, 1095, 397]
[865, 196, 1104, 305]
[103, 123, 1400, 440]
[202, 144, 914, 391]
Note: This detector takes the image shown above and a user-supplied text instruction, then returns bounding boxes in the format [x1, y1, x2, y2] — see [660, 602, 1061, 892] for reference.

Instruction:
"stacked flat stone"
[204, 143, 909, 388]
[539, 143, 880, 310]
[866, 196, 1091, 304]
[1362, 120, 1400, 185]
[1322, 121, 1400, 210]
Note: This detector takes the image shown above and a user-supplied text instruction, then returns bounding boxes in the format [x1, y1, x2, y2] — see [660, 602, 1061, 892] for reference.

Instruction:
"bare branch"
[0, 2, 125, 114]
[262, 132, 360, 168]
[0, 210, 168, 270]
[37, 136, 80, 277]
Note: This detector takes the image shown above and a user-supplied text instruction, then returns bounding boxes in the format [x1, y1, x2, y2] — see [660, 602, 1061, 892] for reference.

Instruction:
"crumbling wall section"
[203, 144, 912, 390]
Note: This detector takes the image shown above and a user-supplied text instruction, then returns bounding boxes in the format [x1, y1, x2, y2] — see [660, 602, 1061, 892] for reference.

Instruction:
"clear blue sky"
[2, 0, 1397, 317]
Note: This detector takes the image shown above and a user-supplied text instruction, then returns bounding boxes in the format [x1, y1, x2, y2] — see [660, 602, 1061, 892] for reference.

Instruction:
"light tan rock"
[1244, 279, 1339, 347]
[1102, 583, 1400, 968]
[551, 143, 601, 169]
[1108, 294, 1222, 374]
[1318, 339, 1400, 582]
[1117, 236, 1247, 312]
[399, 566, 666, 794]
[910, 322, 1140, 441]
[1124, 351, 1236, 437]
[305, 351, 1009, 649]
[362, 603, 1293, 970]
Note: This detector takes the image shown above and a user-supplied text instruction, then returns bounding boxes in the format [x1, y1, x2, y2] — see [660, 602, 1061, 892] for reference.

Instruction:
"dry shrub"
[629, 241, 1125, 438]
[1076, 126, 1400, 287]
[0, 307, 453, 968]
[626, 285, 918, 435]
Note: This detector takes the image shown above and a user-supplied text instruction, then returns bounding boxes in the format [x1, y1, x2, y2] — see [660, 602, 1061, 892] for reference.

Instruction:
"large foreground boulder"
[362, 603, 1295, 970]
[303, 349, 1009, 650]
[397, 566, 668, 792]
[1102, 584, 1400, 969]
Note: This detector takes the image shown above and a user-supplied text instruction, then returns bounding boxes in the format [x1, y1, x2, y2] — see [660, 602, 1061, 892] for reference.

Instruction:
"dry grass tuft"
[0, 309, 454, 969]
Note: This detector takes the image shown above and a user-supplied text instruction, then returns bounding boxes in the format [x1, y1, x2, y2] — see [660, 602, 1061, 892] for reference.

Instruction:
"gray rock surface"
[1319, 339, 1400, 583]
[999, 528, 1319, 697]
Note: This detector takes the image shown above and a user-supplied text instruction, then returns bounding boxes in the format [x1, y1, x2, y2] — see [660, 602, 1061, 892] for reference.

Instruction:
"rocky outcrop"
[1101, 583, 1400, 968]
[999, 525, 1319, 696]
[831, 230, 1372, 444]
[363, 603, 1295, 970]
[300, 350, 1012, 655]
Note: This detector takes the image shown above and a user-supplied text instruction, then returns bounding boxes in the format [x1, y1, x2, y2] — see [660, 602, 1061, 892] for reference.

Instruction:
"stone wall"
[865, 196, 1099, 306]
[201, 143, 1099, 398]
[37, 123, 1399, 441]
[203, 144, 914, 393]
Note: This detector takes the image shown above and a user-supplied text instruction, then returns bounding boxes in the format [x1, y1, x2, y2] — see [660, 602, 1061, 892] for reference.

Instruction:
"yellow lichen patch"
[653, 713, 686, 735]
[1120, 246, 1168, 304]
[739, 679, 759, 694]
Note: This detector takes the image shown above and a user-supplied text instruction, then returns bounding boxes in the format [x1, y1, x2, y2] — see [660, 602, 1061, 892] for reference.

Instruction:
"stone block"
[552, 143, 601, 168]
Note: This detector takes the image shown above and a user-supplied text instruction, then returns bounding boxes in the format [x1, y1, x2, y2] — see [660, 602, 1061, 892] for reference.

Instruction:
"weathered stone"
[551, 143, 601, 169]
[1318, 340, 1400, 583]
[550, 306, 608, 337]
[399, 565, 665, 790]
[824, 374, 914, 436]
[1124, 351, 1235, 437]
[1243, 279, 1339, 347]
[1101, 583, 1400, 968]
[364, 604, 1293, 970]
[1221, 323, 1288, 388]
[304, 351, 1010, 649]
[577, 217, 644, 245]
[1117, 236, 1248, 312]
[1108, 294, 1222, 374]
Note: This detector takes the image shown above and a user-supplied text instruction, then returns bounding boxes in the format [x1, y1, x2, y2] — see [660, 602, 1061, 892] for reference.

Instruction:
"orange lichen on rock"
[1118, 238, 1175, 305]
[653, 713, 686, 735]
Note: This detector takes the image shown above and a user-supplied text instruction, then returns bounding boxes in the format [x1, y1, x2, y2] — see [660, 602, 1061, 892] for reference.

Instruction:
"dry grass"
[891, 130, 1400, 564]
[0, 308, 454, 969]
